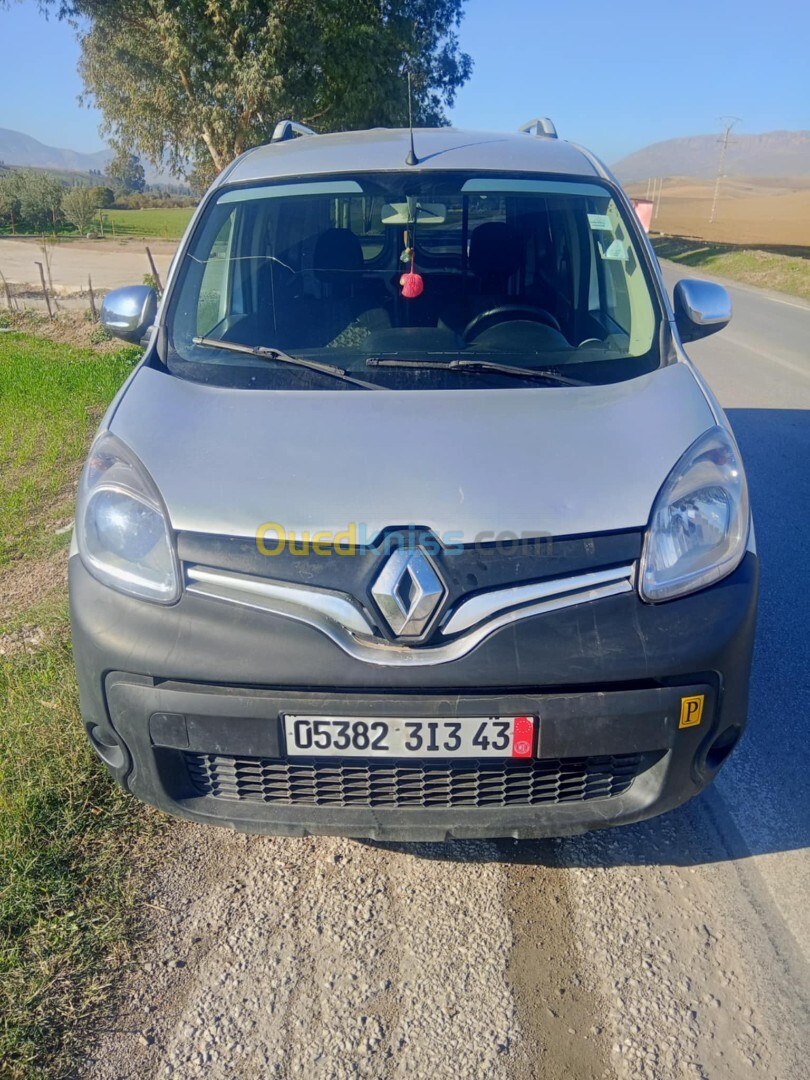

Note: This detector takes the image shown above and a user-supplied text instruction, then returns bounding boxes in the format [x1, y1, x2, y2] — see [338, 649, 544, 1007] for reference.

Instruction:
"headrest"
[469, 222, 523, 280]
[313, 228, 364, 282]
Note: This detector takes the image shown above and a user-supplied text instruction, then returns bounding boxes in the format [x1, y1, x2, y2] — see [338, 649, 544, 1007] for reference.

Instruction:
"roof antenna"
[405, 71, 419, 166]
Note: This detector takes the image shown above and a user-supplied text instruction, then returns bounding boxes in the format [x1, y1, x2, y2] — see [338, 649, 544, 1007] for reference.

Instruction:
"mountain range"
[611, 130, 810, 182]
[0, 128, 177, 186]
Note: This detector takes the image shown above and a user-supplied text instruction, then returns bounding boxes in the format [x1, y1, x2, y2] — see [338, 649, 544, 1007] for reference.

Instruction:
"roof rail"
[271, 120, 317, 144]
[519, 117, 558, 139]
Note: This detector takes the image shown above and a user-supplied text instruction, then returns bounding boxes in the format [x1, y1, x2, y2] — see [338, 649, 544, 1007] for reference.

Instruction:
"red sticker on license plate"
[511, 715, 535, 758]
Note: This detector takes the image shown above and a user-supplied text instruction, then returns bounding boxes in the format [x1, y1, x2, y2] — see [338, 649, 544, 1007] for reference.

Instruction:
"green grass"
[651, 236, 810, 301]
[1, 208, 192, 241]
[101, 207, 194, 240]
[0, 206, 194, 241]
[0, 603, 159, 1079]
[0, 334, 139, 567]
[0, 332, 156, 1078]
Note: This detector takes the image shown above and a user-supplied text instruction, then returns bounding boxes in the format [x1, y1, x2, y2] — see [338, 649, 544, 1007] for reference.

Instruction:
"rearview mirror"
[381, 202, 447, 225]
[673, 279, 731, 342]
[100, 285, 158, 344]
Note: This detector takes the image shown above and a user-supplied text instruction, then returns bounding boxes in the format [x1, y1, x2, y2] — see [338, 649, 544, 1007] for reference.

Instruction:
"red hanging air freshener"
[400, 251, 423, 299]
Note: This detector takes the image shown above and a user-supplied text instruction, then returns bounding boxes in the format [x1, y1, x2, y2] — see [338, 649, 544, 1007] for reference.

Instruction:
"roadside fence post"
[35, 262, 54, 319]
[88, 275, 98, 322]
[0, 269, 15, 311]
[145, 246, 163, 294]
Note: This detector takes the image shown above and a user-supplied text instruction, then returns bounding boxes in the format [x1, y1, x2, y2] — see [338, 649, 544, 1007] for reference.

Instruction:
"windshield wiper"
[193, 336, 382, 390]
[366, 356, 588, 387]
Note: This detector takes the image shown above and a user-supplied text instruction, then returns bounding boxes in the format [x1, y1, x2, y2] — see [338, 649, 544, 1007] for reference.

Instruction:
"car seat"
[439, 221, 523, 336]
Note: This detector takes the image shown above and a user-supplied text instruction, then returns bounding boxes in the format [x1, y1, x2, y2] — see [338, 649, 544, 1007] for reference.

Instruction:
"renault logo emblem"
[371, 548, 446, 639]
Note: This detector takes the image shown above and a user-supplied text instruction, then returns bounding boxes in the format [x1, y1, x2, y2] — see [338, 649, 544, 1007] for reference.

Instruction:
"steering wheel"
[463, 304, 562, 342]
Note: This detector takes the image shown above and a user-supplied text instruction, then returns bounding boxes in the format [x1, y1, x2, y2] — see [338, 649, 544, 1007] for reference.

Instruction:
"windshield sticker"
[600, 238, 628, 261]
[587, 213, 613, 231]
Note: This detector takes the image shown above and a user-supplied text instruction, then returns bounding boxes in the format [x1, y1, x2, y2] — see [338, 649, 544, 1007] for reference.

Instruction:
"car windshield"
[166, 171, 662, 390]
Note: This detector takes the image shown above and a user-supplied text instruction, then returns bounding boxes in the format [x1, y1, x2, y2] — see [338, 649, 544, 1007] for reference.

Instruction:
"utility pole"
[653, 176, 663, 221]
[709, 116, 741, 224]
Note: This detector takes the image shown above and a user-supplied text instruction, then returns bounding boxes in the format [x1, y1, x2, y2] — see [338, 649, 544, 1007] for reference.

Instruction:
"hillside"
[0, 128, 179, 187]
[612, 130, 810, 182]
[0, 128, 108, 174]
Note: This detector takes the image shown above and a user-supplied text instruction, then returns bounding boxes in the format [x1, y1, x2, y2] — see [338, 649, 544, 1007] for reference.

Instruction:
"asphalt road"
[658, 261, 810, 954]
[81, 262, 810, 1080]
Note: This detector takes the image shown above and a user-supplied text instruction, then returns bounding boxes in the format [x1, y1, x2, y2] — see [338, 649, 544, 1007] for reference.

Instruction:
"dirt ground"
[0, 236, 177, 297]
[625, 177, 810, 247]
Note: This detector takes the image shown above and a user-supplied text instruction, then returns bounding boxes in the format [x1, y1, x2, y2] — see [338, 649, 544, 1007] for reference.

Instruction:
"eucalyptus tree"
[60, 0, 472, 178]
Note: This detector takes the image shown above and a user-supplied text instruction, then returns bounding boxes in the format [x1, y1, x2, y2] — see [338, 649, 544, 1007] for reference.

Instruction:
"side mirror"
[673, 279, 731, 342]
[100, 285, 158, 344]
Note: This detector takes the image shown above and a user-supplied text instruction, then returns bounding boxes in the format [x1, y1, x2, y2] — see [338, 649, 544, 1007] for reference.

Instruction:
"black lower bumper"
[69, 552, 758, 840]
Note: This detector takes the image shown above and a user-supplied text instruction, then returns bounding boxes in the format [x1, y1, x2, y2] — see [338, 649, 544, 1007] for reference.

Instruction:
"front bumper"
[69, 552, 758, 840]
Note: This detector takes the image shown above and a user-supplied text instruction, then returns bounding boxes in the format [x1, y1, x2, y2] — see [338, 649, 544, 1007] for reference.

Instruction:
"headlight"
[76, 431, 180, 603]
[640, 426, 749, 602]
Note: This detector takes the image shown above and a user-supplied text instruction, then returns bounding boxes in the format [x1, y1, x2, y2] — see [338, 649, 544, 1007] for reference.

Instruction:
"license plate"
[283, 715, 537, 759]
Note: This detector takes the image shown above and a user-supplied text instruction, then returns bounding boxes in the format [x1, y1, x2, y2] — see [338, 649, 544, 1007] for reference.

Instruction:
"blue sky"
[0, 0, 807, 163]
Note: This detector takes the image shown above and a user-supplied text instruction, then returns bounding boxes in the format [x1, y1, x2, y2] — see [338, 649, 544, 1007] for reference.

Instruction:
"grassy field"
[651, 236, 810, 301]
[0, 334, 140, 567]
[100, 207, 194, 240]
[0, 329, 157, 1078]
[1, 206, 194, 241]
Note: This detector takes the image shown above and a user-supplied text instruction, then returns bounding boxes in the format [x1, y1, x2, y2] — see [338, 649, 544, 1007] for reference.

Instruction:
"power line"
[709, 116, 741, 224]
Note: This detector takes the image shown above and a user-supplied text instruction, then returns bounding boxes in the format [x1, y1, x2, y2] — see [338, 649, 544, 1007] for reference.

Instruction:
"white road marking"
[720, 332, 809, 380]
[725, 284, 810, 313]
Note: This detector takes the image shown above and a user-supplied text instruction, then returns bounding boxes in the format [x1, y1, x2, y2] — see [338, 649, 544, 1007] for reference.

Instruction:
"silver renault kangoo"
[70, 120, 758, 841]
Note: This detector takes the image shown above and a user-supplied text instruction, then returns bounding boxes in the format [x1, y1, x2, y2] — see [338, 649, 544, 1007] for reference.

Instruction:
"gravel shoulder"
[79, 810, 809, 1080]
[78, 823, 616, 1080]
[81, 826, 532, 1079]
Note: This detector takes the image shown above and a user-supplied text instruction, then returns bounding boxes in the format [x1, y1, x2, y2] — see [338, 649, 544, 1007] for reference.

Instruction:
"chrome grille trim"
[441, 564, 636, 636]
[186, 566, 375, 635]
[185, 564, 635, 667]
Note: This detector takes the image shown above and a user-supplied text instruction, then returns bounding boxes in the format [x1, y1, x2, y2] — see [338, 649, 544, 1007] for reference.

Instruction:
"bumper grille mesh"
[183, 752, 643, 808]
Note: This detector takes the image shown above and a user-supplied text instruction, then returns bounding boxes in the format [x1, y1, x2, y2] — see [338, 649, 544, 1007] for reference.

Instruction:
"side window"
[584, 203, 633, 326]
[592, 199, 654, 353]
[468, 193, 506, 226]
[345, 196, 385, 262]
[197, 208, 237, 336]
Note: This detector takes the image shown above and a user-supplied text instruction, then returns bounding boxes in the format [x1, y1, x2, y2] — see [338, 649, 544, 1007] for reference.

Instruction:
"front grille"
[177, 528, 643, 622]
[183, 752, 644, 808]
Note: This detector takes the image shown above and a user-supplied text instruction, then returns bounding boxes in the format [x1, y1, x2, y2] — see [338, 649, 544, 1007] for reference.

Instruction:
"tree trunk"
[200, 128, 226, 172]
[176, 63, 226, 172]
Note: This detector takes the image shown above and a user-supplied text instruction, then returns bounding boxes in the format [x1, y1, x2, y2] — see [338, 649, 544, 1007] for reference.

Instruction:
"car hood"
[110, 362, 714, 543]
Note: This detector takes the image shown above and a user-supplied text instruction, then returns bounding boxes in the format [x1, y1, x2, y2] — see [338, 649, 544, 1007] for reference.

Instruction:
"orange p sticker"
[679, 695, 705, 729]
